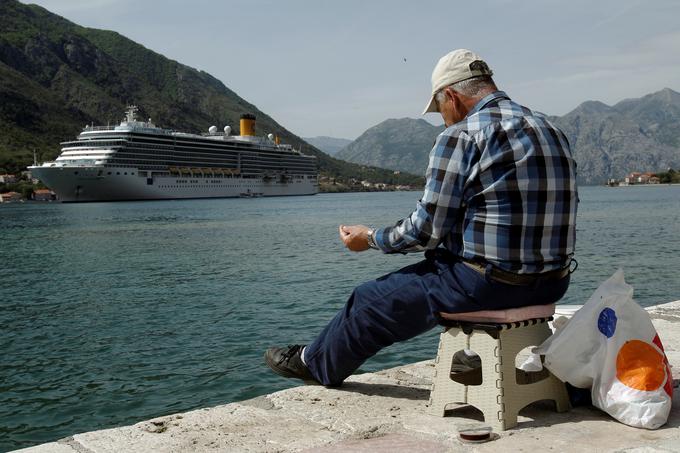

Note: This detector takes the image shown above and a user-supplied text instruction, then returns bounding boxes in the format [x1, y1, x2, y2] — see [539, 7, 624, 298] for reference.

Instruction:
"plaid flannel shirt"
[373, 91, 578, 274]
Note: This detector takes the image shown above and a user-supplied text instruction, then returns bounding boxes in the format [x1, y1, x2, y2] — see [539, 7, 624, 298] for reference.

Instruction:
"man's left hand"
[339, 224, 372, 252]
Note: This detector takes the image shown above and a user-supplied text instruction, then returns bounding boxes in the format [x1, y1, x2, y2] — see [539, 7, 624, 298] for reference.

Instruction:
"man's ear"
[448, 89, 465, 117]
[448, 88, 463, 108]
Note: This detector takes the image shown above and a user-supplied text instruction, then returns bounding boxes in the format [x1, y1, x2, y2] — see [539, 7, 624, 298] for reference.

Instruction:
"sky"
[22, 0, 680, 140]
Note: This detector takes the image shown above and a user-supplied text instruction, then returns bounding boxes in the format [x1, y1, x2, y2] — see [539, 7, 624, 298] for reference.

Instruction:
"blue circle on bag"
[598, 307, 617, 338]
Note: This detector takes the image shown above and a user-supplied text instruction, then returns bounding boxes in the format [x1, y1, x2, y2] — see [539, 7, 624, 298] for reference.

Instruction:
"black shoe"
[450, 350, 481, 373]
[450, 350, 482, 385]
[264, 345, 318, 384]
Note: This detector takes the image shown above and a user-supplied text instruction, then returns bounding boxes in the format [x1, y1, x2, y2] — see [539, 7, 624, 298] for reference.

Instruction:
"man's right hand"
[339, 224, 372, 252]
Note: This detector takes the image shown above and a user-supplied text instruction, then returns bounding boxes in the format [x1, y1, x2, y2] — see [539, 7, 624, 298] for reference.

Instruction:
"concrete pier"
[15, 301, 680, 453]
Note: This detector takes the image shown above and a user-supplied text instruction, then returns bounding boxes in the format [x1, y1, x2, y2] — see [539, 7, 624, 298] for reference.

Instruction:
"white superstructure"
[29, 106, 318, 202]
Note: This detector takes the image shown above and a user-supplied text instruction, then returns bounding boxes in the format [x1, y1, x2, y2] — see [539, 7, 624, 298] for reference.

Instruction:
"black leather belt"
[462, 260, 570, 286]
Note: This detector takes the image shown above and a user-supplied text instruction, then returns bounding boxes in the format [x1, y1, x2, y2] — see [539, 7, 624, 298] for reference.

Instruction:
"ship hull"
[29, 166, 318, 202]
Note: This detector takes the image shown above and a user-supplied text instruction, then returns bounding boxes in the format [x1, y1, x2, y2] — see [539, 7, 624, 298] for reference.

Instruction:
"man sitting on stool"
[265, 48, 578, 387]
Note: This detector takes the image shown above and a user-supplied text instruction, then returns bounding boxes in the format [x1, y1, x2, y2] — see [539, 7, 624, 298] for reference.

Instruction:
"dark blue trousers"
[304, 250, 569, 386]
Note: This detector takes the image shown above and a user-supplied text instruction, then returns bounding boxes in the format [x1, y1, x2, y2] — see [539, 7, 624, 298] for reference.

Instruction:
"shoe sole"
[450, 368, 482, 385]
[450, 364, 477, 373]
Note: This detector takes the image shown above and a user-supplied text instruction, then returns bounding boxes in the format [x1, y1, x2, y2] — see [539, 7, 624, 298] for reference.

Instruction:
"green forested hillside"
[0, 0, 422, 186]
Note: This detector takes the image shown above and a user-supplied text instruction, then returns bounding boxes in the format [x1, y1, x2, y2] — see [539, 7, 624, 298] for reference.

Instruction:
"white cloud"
[507, 29, 680, 115]
[591, 0, 644, 29]
[559, 30, 680, 71]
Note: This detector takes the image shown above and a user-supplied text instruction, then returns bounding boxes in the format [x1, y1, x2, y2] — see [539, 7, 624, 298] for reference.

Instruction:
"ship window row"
[172, 147, 313, 160]
[104, 164, 158, 169]
[123, 145, 313, 161]
[155, 183, 304, 189]
[66, 140, 126, 146]
[126, 136, 174, 143]
[164, 174, 244, 179]
[108, 157, 316, 171]
[114, 153, 239, 163]
[70, 171, 311, 180]
[169, 141, 307, 157]
[171, 139, 257, 148]
[174, 141, 256, 150]
[112, 155, 317, 169]
[159, 172, 311, 178]
[161, 174, 264, 179]
[112, 148, 313, 164]
[63, 147, 122, 152]
[103, 161, 314, 176]
[171, 145, 294, 156]
[114, 151, 239, 163]
[134, 140, 258, 151]
[108, 164, 316, 175]
[61, 149, 117, 154]
[73, 171, 136, 176]
[105, 171, 136, 176]
[67, 141, 126, 147]
[118, 144, 173, 150]
[162, 159, 316, 170]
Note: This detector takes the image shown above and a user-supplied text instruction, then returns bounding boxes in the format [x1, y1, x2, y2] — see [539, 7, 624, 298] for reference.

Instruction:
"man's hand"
[339, 224, 372, 252]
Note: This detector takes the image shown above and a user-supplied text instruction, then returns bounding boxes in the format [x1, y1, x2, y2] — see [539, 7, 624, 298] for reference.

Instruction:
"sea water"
[2, 185, 679, 451]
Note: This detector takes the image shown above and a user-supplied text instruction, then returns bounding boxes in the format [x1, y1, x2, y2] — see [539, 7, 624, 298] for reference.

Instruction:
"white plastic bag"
[535, 269, 673, 429]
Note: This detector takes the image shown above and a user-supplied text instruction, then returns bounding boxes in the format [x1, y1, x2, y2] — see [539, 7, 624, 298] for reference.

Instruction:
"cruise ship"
[29, 106, 318, 202]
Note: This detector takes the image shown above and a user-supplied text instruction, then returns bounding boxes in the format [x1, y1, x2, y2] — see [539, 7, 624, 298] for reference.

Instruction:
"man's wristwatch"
[367, 228, 379, 250]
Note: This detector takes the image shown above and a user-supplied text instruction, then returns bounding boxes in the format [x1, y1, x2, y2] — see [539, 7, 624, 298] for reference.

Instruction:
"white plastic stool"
[429, 304, 570, 431]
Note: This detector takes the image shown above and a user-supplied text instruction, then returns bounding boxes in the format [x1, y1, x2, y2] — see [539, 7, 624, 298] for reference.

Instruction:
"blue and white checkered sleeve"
[373, 129, 473, 253]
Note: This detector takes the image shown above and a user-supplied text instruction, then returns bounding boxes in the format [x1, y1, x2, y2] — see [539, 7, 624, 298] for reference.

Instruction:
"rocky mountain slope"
[0, 0, 421, 185]
[551, 88, 680, 184]
[336, 119, 444, 175]
[337, 89, 680, 184]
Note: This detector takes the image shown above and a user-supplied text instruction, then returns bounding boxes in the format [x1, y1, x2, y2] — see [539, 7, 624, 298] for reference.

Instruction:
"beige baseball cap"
[423, 49, 493, 114]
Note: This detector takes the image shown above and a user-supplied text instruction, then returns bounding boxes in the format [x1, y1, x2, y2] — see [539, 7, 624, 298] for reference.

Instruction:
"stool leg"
[497, 322, 571, 426]
[429, 328, 467, 415]
[496, 334, 517, 430]
[467, 332, 508, 431]
[553, 386, 571, 413]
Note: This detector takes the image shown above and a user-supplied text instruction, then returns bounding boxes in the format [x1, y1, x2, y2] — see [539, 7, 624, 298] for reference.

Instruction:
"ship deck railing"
[83, 126, 118, 131]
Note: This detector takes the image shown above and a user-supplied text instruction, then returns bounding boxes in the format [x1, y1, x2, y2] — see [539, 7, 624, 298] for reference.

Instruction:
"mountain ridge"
[336, 88, 680, 184]
[336, 118, 444, 173]
[302, 136, 352, 156]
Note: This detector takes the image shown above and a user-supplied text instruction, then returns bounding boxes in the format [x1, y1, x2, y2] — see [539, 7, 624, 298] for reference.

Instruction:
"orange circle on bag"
[616, 340, 666, 391]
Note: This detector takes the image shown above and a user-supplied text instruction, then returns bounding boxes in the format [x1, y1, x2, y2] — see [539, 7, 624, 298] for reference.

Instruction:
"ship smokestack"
[240, 114, 256, 136]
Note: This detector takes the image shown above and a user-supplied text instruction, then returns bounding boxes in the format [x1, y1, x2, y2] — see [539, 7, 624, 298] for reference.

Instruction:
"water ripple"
[1, 187, 680, 450]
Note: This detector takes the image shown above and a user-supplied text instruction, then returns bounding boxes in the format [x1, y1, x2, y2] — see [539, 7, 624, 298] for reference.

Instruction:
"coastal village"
[607, 171, 661, 186]
[318, 172, 418, 193]
[0, 172, 55, 203]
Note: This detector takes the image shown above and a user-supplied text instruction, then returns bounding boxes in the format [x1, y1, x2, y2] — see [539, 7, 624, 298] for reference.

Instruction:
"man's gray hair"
[435, 75, 497, 104]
